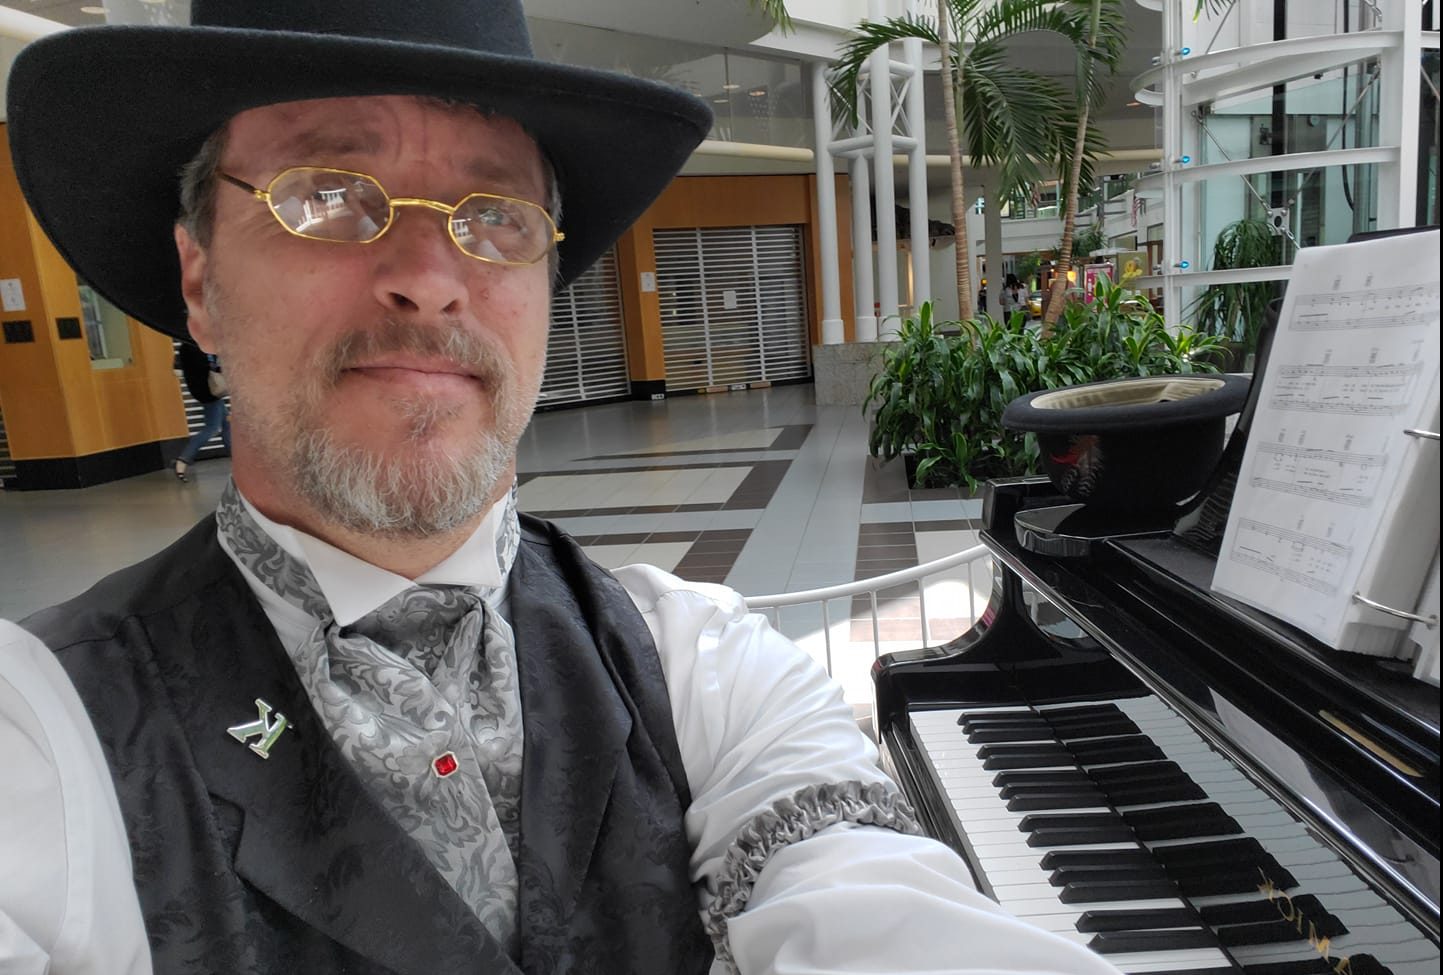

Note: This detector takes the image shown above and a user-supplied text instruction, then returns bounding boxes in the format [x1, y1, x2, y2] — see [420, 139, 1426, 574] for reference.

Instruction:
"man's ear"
[175, 223, 216, 352]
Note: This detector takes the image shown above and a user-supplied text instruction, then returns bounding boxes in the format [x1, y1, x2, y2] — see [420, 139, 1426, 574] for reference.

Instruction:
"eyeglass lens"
[265, 168, 552, 264]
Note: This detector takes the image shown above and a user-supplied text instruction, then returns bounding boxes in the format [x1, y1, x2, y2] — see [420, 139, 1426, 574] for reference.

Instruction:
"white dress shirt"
[1, 491, 1123, 975]
[0, 620, 151, 975]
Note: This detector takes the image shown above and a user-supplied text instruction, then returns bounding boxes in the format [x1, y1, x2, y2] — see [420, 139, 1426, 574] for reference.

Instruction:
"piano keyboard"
[909, 697, 1439, 975]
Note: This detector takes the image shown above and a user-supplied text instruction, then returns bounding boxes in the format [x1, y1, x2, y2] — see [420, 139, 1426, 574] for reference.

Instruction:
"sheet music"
[1211, 231, 1441, 655]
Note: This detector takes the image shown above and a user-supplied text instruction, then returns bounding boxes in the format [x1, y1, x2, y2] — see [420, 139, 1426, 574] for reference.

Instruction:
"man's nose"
[370, 209, 471, 318]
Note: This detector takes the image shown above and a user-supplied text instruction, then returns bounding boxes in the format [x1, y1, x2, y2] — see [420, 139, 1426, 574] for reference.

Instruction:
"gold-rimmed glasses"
[217, 166, 564, 267]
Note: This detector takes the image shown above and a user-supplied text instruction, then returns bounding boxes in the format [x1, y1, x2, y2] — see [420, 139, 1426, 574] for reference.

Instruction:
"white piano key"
[1109, 949, 1236, 974]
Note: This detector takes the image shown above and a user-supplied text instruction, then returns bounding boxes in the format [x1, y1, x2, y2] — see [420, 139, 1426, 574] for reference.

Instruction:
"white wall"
[783, 0, 872, 29]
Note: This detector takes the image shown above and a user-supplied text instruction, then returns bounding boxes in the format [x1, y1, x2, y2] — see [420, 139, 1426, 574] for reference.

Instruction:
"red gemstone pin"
[432, 751, 459, 778]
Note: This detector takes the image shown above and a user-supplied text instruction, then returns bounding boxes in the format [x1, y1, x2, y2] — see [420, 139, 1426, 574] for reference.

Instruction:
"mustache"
[317, 319, 507, 387]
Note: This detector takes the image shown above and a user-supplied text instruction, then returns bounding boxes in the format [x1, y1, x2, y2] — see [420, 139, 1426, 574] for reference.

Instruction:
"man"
[2, 3, 1126, 974]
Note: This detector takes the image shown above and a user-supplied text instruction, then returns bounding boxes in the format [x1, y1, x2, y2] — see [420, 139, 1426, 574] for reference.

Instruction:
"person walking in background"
[1002, 273, 1024, 319]
[172, 340, 230, 482]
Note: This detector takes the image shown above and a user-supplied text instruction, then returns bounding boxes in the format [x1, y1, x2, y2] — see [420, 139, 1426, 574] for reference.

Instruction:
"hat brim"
[6, 25, 712, 339]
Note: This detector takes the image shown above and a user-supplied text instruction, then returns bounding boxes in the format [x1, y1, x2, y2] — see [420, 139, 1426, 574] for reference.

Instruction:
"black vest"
[24, 514, 713, 975]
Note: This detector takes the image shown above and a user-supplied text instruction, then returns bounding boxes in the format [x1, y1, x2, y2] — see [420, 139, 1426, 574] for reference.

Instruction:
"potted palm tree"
[1041, 0, 1129, 328]
[1189, 217, 1283, 370]
[830, 0, 1113, 321]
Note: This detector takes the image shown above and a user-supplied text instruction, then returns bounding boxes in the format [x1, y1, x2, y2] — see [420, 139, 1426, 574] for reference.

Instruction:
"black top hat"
[5, 0, 713, 339]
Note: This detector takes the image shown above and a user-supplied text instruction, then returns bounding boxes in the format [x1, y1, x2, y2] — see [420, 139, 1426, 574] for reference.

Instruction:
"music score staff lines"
[1228, 519, 1352, 595]
[1290, 282, 1439, 331]
[1270, 361, 1422, 415]
[1249, 442, 1386, 507]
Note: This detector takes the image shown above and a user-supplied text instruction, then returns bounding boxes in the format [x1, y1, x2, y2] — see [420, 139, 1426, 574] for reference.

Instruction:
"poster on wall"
[1082, 263, 1112, 302]
[1112, 250, 1148, 288]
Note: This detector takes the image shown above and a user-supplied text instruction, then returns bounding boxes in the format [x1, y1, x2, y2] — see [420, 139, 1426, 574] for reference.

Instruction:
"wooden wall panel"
[0, 122, 191, 470]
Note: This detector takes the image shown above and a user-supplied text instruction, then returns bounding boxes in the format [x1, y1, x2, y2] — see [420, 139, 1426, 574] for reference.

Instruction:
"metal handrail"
[744, 544, 992, 677]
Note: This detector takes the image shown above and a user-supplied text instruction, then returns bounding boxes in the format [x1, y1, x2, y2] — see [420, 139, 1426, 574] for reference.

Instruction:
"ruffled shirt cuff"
[704, 780, 922, 967]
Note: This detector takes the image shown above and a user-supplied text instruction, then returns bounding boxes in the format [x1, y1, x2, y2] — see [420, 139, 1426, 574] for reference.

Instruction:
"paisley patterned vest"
[24, 513, 713, 975]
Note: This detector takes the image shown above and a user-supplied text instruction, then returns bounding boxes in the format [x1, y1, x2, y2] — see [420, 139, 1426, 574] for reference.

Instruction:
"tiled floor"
[0, 384, 990, 704]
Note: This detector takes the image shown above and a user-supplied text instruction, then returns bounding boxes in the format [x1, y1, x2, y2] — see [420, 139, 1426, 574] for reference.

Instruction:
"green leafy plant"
[1072, 223, 1107, 263]
[865, 281, 1226, 490]
[1189, 217, 1283, 354]
[1013, 251, 1044, 289]
[864, 302, 957, 478]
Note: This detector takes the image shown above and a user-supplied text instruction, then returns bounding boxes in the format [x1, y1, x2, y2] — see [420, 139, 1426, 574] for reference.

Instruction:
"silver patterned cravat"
[215, 481, 524, 954]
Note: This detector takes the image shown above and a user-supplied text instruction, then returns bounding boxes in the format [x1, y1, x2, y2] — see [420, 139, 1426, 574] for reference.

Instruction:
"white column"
[810, 64, 845, 345]
[1376, 0, 1423, 228]
[984, 180, 1004, 317]
[851, 147, 877, 341]
[904, 33, 931, 309]
[1162, 0, 1185, 325]
[869, 0, 900, 334]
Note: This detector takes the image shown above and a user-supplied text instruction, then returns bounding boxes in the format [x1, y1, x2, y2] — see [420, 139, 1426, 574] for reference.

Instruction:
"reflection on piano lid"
[874, 480, 1440, 975]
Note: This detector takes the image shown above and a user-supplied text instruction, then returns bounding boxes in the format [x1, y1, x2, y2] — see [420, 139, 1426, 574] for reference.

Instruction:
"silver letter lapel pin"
[227, 698, 289, 759]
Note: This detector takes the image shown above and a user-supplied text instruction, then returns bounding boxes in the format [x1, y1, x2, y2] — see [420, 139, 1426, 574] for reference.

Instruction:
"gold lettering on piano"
[1257, 868, 1356, 975]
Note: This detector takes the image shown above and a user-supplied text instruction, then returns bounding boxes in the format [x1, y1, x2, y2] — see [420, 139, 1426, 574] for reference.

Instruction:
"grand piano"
[872, 310, 1440, 974]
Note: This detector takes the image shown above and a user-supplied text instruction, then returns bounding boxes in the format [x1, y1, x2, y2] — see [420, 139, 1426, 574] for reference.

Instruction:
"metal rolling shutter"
[653, 225, 810, 392]
[171, 341, 229, 460]
[540, 248, 629, 406]
[0, 403, 13, 485]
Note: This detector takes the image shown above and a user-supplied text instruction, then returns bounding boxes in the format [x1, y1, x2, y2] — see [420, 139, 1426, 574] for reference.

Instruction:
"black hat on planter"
[5, 0, 713, 341]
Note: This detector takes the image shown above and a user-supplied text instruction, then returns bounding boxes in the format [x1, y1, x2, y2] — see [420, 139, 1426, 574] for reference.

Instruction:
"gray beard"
[288, 422, 515, 537]
[218, 310, 538, 539]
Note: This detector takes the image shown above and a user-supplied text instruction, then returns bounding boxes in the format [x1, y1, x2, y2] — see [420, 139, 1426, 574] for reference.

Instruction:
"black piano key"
[1217, 912, 1349, 946]
[1240, 960, 1389, 975]
[976, 742, 1071, 758]
[959, 714, 1050, 726]
[1058, 723, 1145, 741]
[992, 769, 1093, 789]
[1123, 803, 1241, 841]
[1018, 812, 1125, 832]
[1045, 706, 1131, 724]
[1007, 790, 1109, 812]
[1051, 865, 1170, 886]
[1151, 837, 1268, 866]
[1240, 960, 1333, 975]
[957, 709, 1036, 724]
[1075, 907, 1199, 932]
[982, 754, 1073, 771]
[1087, 760, 1188, 785]
[1027, 825, 1137, 847]
[1059, 878, 1181, 903]
[1176, 872, 1285, 897]
[1135, 815, 1240, 840]
[1035, 704, 1128, 722]
[1158, 850, 1298, 892]
[1001, 782, 1109, 800]
[1050, 709, 1137, 732]
[1105, 779, 1209, 805]
[1087, 929, 1220, 954]
[1198, 895, 1330, 928]
[1039, 848, 1158, 869]
[967, 727, 1059, 744]
[1069, 736, 1167, 764]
